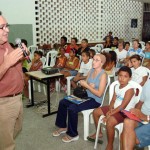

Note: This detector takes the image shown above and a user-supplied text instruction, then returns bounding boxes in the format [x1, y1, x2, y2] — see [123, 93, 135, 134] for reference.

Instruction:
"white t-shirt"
[78, 59, 93, 76]
[114, 84, 137, 111]
[114, 49, 127, 60]
[131, 66, 148, 84]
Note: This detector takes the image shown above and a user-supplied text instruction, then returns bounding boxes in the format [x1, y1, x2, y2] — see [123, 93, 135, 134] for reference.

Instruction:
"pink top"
[0, 42, 24, 97]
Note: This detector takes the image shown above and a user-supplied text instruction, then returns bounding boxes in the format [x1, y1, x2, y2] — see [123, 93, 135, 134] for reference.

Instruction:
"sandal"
[52, 129, 67, 137]
[62, 135, 79, 143]
[87, 136, 103, 144]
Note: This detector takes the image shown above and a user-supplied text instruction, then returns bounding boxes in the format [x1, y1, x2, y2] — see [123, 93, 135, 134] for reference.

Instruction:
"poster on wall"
[131, 19, 138, 28]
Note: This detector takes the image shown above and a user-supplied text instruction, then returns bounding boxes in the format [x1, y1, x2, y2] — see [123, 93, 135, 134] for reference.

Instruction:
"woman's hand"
[89, 83, 95, 88]
[80, 80, 89, 88]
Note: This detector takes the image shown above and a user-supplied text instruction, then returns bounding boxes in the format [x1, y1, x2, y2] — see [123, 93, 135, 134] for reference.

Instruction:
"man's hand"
[3, 48, 23, 68]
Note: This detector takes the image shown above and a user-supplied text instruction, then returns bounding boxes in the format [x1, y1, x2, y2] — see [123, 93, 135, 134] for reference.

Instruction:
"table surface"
[26, 71, 63, 80]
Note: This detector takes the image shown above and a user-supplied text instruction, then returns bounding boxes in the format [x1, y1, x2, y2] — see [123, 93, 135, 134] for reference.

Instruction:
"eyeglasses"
[0, 23, 9, 30]
[93, 59, 101, 62]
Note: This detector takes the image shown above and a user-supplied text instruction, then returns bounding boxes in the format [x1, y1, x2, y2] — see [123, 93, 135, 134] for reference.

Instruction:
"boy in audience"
[71, 51, 92, 89]
[111, 37, 119, 50]
[124, 42, 130, 51]
[87, 66, 137, 150]
[121, 77, 150, 150]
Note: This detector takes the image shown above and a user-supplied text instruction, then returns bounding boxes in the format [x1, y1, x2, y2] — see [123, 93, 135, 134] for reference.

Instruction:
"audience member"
[60, 48, 79, 91]
[103, 36, 112, 48]
[71, 51, 92, 89]
[89, 49, 96, 59]
[88, 66, 137, 150]
[130, 54, 148, 86]
[76, 39, 90, 56]
[103, 31, 113, 42]
[124, 42, 130, 51]
[111, 37, 119, 50]
[122, 77, 150, 150]
[65, 37, 79, 53]
[52, 54, 107, 143]
[143, 42, 150, 69]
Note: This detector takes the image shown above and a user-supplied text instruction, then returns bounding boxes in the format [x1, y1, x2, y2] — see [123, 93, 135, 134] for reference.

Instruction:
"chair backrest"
[40, 56, 46, 68]
[45, 50, 58, 67]
[28, 45, 38, 60]
[101, 48, 112, 53]
[109, 80, 142, 104]
[100, 76, 111, 106]
[95, 44, 104, 52]
[90, 47, 99, 53]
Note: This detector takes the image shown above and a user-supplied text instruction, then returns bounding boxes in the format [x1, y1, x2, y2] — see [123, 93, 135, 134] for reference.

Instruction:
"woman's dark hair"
[70, 48, 76, 54]
[113, 37, 119, 41]
[61, 36, 67, 43]
[118, 66, 132, 77]
[82, 38, 88, 43]
[101, 52, 111, 69]
[125, 42, 130, 46]
[81, 50, 90, 58]
[130, 54, 142, 62]
[109, 51, 117, 65]
[89, 49, 96, 56]
[21, 39, 28, 47]
[71, 37, 78, 43]
[34, 50, 43, 57]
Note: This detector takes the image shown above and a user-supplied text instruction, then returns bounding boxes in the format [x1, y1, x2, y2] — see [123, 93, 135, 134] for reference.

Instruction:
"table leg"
[26, 77, 34, 107]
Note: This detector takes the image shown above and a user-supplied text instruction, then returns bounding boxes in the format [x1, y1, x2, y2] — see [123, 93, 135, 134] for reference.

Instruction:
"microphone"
[15, 38, 31, 63]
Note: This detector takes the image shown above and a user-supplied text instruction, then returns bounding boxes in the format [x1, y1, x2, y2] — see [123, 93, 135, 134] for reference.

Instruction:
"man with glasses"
[0, 11, 27, 150]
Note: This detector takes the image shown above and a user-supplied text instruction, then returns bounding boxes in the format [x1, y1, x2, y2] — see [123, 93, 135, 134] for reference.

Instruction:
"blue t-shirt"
[127, 48, 145, 57]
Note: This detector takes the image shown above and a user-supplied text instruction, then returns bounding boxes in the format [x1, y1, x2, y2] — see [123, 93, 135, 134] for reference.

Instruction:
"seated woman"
[102, 51, 117, 75]
[60, 48, 79, 90]
[52, 54, 107, 143]
[103, 36, 112, 48]
[76, 39, 90, 56]
[24, 50, 43, 98]
[143, 42, 150, 69]
[130, 54, 148, 86]
[65, 37, 79, 53]
[71, 51, 92, 89]
[88, 66, 136, 150]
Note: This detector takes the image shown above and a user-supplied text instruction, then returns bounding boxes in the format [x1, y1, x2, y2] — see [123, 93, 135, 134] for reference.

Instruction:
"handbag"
[73, 86, 88, 99]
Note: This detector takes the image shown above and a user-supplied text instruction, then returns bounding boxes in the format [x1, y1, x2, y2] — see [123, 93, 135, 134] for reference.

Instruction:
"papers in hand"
[64, 95, 90, 105]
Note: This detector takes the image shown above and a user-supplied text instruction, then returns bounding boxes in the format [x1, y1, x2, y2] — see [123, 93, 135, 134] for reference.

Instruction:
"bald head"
[96, 53, 106, 65]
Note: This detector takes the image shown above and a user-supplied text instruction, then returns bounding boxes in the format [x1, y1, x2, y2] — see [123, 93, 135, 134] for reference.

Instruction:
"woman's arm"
[30, 61, 43, 71]
[66, 58, 79, 70]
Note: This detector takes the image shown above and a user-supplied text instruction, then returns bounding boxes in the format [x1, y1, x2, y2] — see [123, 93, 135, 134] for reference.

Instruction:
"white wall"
[0, 0, 36, 45]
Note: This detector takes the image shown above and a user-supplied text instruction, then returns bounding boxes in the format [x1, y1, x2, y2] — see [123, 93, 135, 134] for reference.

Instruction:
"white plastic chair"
[28, 45, 38, 60]
[90, 47, 100, 53]
[101, 48, 112, 53]
[45, 50, 58, 67]
[94, 80, 142, 149]
[81, 76, 110, 140]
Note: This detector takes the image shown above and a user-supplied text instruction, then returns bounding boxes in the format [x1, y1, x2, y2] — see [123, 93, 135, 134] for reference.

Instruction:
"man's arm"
[0, 48, 23, 80]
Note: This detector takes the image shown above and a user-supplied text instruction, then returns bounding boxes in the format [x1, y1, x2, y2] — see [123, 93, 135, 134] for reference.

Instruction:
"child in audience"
[65, 37, 79, 53]
[60, 48, 79, 91]
[87, 66, 136, 150]
[24, 50, 43, 98]
[130, 54, 148, 86]
[111, 37, 119, 50]
[124, 42, 130, 51]
[89, 49, 96, 59]
[54, 47, 67, 69]
[71, 51, 92, 89]
[143, 42, 150, 69]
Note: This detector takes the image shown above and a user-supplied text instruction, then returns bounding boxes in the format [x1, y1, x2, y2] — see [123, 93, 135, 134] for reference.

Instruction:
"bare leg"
[89, 107, 104, 138]
[106, 116, 118, 150]
[71, 80, 77, 89]
[122, 118, 138, 150]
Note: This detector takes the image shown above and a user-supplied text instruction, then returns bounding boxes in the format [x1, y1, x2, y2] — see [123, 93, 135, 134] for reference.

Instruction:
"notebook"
[64, 95, 90, 105]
